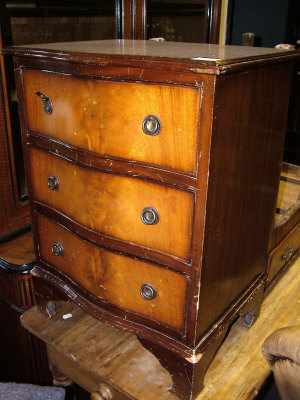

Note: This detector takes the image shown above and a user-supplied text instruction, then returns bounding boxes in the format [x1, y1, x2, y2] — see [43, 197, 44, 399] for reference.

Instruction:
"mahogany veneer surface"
[37, 214, 188, 332]
[30, 147, 194, 261]
[4, 40, 300, 399]
[24, 69, 200, 174]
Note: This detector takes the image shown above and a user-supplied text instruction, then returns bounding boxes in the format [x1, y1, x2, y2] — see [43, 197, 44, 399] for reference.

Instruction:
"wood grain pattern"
[29, 147, 194, 261]
[267, 222, 300, 283]
[269, 164, 300, 252]
[276, 179, 300, 212]
[19, 255, 300, 400]
[9, 41, 300, 399]
[21, 301, 178, 400]
[24, 69, 200, 174]
[196, 63, 293, 341]
[37, 214, 189, 332]
[0, 229, 34, 265]
[265, 164, 300, 290]
[196, 255, 300, 400]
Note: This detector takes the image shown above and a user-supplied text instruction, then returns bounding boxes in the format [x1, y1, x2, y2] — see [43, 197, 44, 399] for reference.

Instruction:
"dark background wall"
[229, 0, 289, 47]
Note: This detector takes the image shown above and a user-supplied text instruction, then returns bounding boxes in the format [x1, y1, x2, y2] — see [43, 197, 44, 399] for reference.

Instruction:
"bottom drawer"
[36, 214, 188, 332]
[267, 222, 300, 283]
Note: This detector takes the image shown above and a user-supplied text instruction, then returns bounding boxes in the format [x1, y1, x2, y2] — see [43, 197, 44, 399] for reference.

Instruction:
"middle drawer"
[29, 147, 194, 261]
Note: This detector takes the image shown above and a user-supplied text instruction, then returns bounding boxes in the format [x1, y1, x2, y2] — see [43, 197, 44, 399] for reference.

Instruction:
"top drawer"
[23, 69, 200, 174]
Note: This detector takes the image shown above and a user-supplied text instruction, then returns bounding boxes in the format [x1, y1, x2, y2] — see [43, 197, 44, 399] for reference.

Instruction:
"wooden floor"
[197, 257, 300, 400]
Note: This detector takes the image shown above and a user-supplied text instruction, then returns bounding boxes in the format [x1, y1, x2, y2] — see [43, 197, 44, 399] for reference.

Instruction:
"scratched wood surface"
[197, 255, 300, 400]
[21, 256, 300, 400]
[36, 214, 189, 332]
[29, 147, 194, 262]
[24, 69, 200, 174]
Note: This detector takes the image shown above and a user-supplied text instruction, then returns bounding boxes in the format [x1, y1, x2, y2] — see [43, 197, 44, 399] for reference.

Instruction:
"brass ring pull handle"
[142, 115, 161, 136]
[141, 207, 159, 225]
[141, 283, 157, 300]
[35, 91, 53, 114]
[47, 175, 59, 191]
[52, 242, 64, 257]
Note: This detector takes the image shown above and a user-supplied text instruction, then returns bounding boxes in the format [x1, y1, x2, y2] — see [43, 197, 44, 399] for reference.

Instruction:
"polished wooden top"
[3, 40, 300, 73]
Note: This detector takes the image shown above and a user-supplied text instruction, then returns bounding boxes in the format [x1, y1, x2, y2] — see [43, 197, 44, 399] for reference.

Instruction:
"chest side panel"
[196, 63, 293, 339]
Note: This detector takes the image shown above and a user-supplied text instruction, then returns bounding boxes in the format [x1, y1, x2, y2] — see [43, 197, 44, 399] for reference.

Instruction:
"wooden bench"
[21, 256, 300, 400]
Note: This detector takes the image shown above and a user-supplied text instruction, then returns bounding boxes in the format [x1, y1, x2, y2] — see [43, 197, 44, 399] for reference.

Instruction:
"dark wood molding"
[209, 0, 223, 44]
[134, 0, 147, 39]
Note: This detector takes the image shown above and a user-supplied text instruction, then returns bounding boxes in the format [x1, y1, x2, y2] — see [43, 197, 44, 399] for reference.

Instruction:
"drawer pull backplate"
[35, 91, 53, 114]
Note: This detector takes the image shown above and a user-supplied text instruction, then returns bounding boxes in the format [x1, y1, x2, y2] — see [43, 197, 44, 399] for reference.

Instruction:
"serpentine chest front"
[7, 40, 299, 399]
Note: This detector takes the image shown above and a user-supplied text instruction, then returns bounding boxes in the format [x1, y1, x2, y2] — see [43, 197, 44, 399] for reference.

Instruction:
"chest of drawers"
[5, 40, 300, 399]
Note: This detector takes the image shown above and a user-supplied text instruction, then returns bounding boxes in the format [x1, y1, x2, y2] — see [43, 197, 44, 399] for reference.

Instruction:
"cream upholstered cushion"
[262, 326, 300, 400]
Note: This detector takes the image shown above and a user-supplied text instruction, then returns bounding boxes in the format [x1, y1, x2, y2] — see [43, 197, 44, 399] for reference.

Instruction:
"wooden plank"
[21, 301, 178, 399]
[21, 256, 300, 400]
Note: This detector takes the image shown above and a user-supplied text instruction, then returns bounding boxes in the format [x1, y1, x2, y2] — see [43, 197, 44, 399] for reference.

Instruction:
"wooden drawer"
[29, 147, 194, 261]
[36, 214, 189, 332]
[267, 223, 300, 283]
[23, 69, 200, 174]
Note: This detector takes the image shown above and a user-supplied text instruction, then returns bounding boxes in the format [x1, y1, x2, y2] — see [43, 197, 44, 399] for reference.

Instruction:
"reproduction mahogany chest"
[5, 40, 300, 399]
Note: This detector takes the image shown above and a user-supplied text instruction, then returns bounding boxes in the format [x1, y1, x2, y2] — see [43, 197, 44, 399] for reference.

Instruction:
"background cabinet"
[0, 0, 222, 241]
[226, 0, 300, 165]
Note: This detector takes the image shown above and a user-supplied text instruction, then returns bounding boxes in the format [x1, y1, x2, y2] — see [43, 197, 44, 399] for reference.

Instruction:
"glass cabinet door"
[1, 0, 117, 207]
[0, 0, 118, 238]
[0, 0, 223, 239]
[147, 0, 210, 43]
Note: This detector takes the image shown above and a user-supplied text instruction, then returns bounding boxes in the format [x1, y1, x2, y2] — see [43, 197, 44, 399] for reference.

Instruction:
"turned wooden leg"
[48, 358, 77, 400]
[90, 384, 114, 400]
[49, 361, 73, 387]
